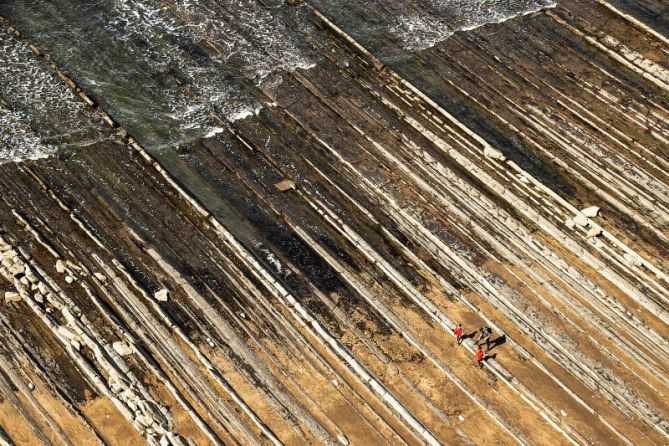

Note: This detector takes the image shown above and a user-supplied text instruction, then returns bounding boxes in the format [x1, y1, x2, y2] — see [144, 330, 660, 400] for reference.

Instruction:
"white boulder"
[57, 325, 80, 342]
[581, 206, 600, 218]
[11, 264, 25, 277]
[623, 253, 642, 267]
[154, 289, 170, 302]
[4, 291, 21, 303]
[113, 341, 133, 356]
[274, 179, 296, 192]
[573, 212, 589, 227]
[55, 260, 66, 274]
[1, 250, 16, 260]
[37, 282, 48, 294]
[483, 145, 506, 161]
[586, 227, 602, 238]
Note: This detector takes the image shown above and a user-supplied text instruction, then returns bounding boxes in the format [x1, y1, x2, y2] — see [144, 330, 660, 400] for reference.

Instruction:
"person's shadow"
[487, 335, 507, 351]
[461, 332, 476, 341]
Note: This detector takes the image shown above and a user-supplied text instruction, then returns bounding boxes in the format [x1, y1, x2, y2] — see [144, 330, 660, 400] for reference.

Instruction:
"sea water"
[0, 0, 555, 161]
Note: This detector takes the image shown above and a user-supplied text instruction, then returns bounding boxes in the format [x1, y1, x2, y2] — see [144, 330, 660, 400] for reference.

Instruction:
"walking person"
[475, 345, 486, 369]
[453, 323, 464, 345]
[475, 326, 493, 351]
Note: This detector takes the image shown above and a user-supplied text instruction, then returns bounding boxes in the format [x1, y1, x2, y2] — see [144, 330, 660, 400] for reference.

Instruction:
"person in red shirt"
[475, 345, 486, 369]
[453, 323, 464, 345]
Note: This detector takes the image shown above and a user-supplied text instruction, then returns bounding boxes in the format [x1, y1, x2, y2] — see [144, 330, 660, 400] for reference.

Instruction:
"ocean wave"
[390, 0, 556, 51]
[0, 34, 105, 163]
[103, 0, 313, 143]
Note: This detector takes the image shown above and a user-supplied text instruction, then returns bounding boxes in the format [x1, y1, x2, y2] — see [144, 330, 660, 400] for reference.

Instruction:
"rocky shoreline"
[0, 1, 668, 445]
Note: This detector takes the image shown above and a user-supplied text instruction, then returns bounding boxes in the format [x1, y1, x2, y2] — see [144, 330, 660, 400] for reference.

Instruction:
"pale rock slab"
[154, 289, 170, 302]
[113, 341, 133, 356]
[573, 212, 589, 227]
[586, 227, 603, 238]
[4, 291, 21, 303]
[581, 206, 600, 218]
[274, 179, 296, 192]
[483, 145, 507, 161]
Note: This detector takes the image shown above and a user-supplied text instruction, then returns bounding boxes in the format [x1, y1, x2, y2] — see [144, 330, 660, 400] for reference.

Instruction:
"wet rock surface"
[0, 1, 667, 445]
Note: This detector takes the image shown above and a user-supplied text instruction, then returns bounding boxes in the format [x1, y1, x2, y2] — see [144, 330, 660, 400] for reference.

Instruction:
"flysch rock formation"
[0, 1, 668, 445]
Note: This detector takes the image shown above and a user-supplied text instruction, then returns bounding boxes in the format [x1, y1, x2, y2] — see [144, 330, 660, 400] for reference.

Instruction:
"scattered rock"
[65, 276, 74, 284]
[25, 268, 36, 282]
[10, 264, 25, 277]
[27, 382, 35, 391]
[581, 206, 600, 218]
[57, 325, 80, 342]
[113, 341, 133, 356]
[337, 434, 349, 445]
[46, 293, 59, 307]
[55, 259, 66, 274]
[93, 272, 107, 283]
[4, 292, 21, 303]
[573, 212, 589, 227]
[1, 249, 16, 260]
[586, 227, 602, 238]
[560, 409, 567, 417]
[154, 289, 170, 302]
[120, 388, 138, 402]
[483, 145, 507, 161]
[623, 253, 643, 267]
[34, 293, 44, 304]
[274, 179, 296, 192]
[458, 415, 465, 422]
[66, 261, 82, 272]
[134, 412, 154, 429]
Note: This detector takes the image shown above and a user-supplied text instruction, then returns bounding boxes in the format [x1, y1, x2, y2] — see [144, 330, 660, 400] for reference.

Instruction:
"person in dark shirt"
[476, 326, 493, 351]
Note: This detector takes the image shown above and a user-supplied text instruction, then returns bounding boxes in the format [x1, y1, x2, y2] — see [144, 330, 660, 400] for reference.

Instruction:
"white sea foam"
[0, 108, 52, 163]
[105, 0, 313, 145]
[0, 34, 104, 163]
[204, 127, 225, 138]
[390, 0, 556, 51]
